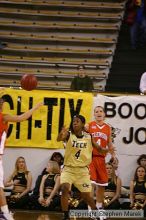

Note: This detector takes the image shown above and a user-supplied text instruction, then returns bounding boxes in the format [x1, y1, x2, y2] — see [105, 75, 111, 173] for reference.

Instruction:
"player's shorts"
[89, 156, 108, 186]
[0, 157, 4, 188]
[60, 166, 92, 192]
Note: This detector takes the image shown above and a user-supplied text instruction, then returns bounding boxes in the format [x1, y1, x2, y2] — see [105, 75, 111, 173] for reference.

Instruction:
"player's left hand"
[108, 147, 116, 155]
[109, 147, 116, 154]
[57, 126, 69, 141]
[34, 102, 44, 110]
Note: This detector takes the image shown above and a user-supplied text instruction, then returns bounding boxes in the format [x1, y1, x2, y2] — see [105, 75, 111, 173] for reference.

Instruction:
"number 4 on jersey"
[97, 139, 101, 146]
[75, 150, 81, 159]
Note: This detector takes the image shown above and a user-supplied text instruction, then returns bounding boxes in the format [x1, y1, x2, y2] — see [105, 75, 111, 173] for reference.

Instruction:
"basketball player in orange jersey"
[0, 91, 43, 220]
[85, 106, 116, 220]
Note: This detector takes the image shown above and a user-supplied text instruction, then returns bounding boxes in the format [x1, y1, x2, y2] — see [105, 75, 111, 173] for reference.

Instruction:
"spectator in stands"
[125, 0, 146, 49]
[37, 160, 61, 211]
[50, 152, 64, 168]
[139, 72, 146, 94]
[109, 157, 119, 176]
[29, 152, 63, 210]
[129, 165, 146, 216]
[137, 154, 146, 168]
[109, 157, 130, 197]
[103, 162, 121, 210]
[29, 168, 48, 210]
[5, 156, 32, 209]
[70, 65, 94, 92]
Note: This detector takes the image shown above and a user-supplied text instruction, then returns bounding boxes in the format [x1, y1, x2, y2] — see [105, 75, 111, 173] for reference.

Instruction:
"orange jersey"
[0, 112, 8, 154]
[88, 121, 111, 157]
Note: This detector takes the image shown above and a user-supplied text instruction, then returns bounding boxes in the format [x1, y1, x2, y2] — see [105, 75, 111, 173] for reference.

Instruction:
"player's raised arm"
[3, 102, 43, 123]
[84, 123, 89, 132]
[57, 126, 69, 142]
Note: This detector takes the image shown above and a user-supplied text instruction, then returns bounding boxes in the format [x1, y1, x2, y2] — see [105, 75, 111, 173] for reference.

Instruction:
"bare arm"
[108, 137, 116, 157]
[39, 175, 46, 199]
[4, 174, 14, 187]
[57, 126, 69, 142]
[38, 175, 46, 205]
[107, 128, 116, 157]
[130, 180, 134, 207]
[3, 102, 43, 123]
[84, 123, 89, 132]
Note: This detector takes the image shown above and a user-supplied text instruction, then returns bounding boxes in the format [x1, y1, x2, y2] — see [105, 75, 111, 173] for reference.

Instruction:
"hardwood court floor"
[12, 210, 146, 220]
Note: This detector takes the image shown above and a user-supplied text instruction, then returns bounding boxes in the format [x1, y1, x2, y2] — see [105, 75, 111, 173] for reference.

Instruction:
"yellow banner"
[2, 89, 93, 149]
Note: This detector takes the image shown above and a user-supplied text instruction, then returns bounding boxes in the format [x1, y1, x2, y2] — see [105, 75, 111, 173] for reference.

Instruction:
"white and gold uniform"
[61, 131, 93, 192]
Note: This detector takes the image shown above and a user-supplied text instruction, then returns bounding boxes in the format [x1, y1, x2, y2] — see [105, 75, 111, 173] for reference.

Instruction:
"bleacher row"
[0, 0, 126, 91]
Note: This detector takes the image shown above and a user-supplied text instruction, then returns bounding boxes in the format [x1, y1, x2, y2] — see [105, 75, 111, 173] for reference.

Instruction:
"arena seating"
[0, 0, 126, 91]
